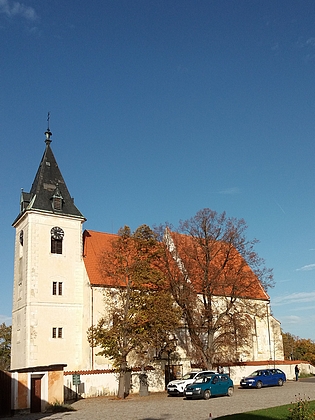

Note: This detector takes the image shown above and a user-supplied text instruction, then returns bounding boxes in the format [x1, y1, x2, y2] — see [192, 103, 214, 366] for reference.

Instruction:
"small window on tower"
[52, 327, 63, 338]
[58, 328, 63, 338]
[52, 281, 63, 295]
[50, 227, 64, 254]
[51, 186, 63, 211]
[51, 239, 62, 254]
[53, 197, 62, 211]
[19, 230, 23, 246]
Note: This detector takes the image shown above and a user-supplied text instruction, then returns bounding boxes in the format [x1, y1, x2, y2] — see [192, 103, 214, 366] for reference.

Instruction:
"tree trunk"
[118, 360, 128, 399]
[118, 372, 125, 399]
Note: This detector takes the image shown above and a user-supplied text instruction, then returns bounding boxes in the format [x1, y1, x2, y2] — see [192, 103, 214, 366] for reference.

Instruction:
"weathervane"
[45, 111, 52, 143]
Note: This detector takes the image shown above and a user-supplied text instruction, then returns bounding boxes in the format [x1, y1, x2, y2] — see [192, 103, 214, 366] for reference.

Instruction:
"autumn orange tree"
[282, 331, 315, 365]
[157, 208, 274, 369]
[87, 225, 181, 398]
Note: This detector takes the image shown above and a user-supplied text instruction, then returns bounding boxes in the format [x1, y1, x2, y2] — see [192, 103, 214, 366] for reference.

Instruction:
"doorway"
[30, 376, 42, 412]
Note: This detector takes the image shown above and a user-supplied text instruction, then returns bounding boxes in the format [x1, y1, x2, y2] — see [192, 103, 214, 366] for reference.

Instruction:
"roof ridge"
[85, 229, 118, 236]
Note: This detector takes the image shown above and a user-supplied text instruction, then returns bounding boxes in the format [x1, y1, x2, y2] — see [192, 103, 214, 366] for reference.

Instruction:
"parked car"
[167, 370, 215, 396]
[184, 373, 234, 400]
[240, 369, 286, 389]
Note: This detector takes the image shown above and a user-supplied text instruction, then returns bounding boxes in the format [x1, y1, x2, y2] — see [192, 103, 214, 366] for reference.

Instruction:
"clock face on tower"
[51, 226, 64, 240]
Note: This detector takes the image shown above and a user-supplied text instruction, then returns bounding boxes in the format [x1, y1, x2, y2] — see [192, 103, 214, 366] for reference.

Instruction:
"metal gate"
[0, 370, 11, 416]
[165, 365, 182, 388]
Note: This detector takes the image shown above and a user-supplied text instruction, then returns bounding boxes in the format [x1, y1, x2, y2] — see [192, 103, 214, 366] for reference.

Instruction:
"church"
[10, 127, 284, 399]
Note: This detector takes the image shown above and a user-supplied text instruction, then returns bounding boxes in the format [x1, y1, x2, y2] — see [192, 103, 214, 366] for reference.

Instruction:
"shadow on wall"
[64, 383, 85, 402]
[0, 370, 11, 416]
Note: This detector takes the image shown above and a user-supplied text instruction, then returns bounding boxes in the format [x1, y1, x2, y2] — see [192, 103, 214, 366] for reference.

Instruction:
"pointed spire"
[44, 112, 52, 145]
[13, 123, 86, 224]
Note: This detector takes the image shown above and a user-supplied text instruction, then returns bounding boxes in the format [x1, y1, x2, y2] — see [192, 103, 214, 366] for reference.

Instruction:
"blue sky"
[1, 0, 315, 340]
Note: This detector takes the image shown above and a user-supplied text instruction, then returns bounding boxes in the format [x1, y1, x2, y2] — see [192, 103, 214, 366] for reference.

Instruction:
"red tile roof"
[167, 231, 269, 301]
[83, 229, 269, 301]
[83, 230, 118, 286]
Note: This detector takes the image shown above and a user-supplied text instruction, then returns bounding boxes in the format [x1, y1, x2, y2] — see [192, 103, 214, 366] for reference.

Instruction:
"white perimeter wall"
[64, 362, 315, 399]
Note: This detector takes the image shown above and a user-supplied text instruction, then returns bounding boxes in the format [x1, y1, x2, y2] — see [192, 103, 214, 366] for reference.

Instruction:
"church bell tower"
[11, 124, 86, 370]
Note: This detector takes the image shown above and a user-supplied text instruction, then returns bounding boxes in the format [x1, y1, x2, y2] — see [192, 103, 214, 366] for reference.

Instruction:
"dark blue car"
[240, 369, 286, 389]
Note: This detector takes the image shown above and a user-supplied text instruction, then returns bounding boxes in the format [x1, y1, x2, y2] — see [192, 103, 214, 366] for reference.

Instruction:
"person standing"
[295, 364, 300, 381]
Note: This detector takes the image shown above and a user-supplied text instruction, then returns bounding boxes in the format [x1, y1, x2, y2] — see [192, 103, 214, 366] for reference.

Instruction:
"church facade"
[11, 129, 284, 384]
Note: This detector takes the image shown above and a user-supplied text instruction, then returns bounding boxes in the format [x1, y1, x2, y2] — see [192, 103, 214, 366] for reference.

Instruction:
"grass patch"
[299, 373, 315, 379]
[217, 400, 315, 419]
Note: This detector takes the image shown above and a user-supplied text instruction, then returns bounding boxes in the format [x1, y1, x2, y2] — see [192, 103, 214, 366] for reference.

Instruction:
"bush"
[288, 394, 315, 420]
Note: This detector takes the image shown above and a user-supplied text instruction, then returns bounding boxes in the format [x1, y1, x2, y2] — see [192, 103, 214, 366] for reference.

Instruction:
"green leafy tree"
[87, 225, 181, 398]
[282, 331, 298, 360]
[157, 208, 274, 369]
[0, 323, 11, 371]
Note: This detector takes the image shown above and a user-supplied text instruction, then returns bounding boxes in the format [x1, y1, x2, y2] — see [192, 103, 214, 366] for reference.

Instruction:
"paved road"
[5, 380, 315, 420]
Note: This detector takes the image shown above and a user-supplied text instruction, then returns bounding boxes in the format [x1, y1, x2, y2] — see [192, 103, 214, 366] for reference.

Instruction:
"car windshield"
[249, 370, 263, 377]
[182, 373, 197, 380]
[194, 375, 213, 384]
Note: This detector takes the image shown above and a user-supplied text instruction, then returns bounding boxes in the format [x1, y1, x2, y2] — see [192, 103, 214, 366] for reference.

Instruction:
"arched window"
[50, 227, 64, 254]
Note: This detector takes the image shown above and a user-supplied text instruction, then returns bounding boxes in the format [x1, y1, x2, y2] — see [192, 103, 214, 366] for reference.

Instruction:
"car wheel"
[227, 387, 234, 397]
[278, 379, 284, 386]
[256, 381, 262, 389]
[203, 390, 211, 400]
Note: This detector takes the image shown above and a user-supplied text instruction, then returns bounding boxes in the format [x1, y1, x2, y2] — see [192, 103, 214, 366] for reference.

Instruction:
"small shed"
[10, 364, 66, 413]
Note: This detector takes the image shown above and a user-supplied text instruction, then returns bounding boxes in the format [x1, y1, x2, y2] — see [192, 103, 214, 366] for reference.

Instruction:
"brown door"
[31, 377, 41, 412]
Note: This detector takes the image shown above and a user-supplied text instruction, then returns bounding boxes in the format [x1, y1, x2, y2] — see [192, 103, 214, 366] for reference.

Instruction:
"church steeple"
[11, 121, 87, 372]
[14, 125, 85, 224]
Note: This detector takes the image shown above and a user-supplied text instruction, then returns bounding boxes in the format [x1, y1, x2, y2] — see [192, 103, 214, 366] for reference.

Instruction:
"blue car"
[240, 369, 286, 389]
[184, 373, 234, 400]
